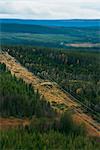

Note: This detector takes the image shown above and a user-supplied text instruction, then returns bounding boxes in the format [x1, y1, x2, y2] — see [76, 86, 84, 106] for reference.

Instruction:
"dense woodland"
[0, 63, 100, 149]
[1, 128, 100, 150]
[2, 45, 100, 116]
[0, 63, 54, 118]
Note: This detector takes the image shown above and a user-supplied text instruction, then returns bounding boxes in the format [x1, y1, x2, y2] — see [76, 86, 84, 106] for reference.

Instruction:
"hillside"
[0, 54, 100, 149]
[0, 19, 100, 27]
[0, 51, 100, 137]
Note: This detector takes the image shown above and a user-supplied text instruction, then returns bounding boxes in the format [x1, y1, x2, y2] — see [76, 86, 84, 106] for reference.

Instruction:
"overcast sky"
[0, 0, 100, 19]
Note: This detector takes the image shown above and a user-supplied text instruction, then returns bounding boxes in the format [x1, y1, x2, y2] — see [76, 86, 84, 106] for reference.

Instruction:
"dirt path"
[0, 52, 100, 137]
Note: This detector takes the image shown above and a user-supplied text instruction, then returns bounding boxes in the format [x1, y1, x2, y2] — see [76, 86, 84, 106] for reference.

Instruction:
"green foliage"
[59, 111, 74, 134]
[0, 127, 100, 150]
[0, 63, 99, 149]
[0, 63, 54, 118]
[2, 45, 100, 114]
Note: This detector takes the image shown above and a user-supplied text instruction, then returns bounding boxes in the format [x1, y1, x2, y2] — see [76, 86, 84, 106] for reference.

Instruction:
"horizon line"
[0, 18, 100, 20]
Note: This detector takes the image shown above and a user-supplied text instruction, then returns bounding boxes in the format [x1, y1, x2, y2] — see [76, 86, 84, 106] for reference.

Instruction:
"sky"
[0, 0, 100, 19]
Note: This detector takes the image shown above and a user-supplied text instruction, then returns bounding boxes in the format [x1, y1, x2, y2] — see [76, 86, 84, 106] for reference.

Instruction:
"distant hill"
[0, 19, 100, 27]
[1, 23, 99, 34]
[0, 19, 99, 48]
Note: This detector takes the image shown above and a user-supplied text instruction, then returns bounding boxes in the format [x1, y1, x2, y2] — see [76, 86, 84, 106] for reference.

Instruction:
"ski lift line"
[46, 76, 100, 123]
[40, 74, 87, 110]
[37, 72, 99, 117]
[46, 74, 99, 112]
[74, 109, 100, 128]
[74, 109, 100, 132]
[59, 88, 100, 120]
[74, 104, 100, 121]
[67, 89, 97, 108]
[58, 81, 99, 116]
[45, 74, 100, 118]
[37, 74, 79, 109]
[44, 85, 72, 108]
[58, 71, 99, 108]
[38, 78, 75, 106]
[69, 91, 98, 109]
[63, 81, 99, 107]
[40, 73, 100, 123]
[34, 71, 100, 121]
[45, 73, 86, 102]
[44, 73, 91, 109]
[64, 85, 99, 109]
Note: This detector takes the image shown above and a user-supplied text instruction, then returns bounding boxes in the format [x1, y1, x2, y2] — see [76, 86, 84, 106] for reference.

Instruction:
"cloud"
[0, 0, 100, 19]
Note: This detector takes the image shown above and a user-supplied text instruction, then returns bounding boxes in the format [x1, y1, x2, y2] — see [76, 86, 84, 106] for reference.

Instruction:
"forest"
[0, 63, 54, 118]
[2, 45, 100, 116]
[0, 63, 100, 149]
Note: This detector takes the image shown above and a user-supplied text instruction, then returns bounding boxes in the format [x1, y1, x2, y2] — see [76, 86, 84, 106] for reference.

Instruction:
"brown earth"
[0, 118, 30, 130]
